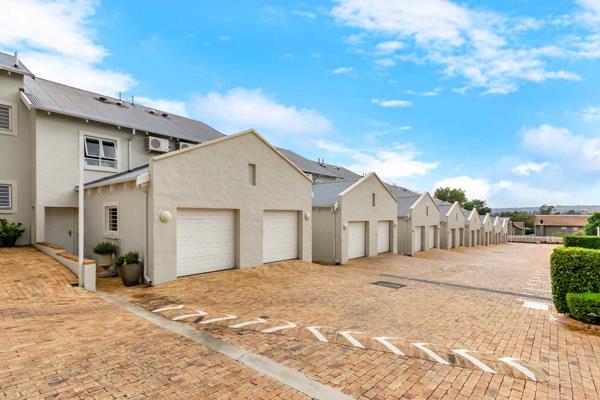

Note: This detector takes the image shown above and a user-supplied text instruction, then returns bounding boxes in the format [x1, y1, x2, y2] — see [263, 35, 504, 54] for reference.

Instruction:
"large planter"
[97, 253, 113, 268]
[120, 262, 142, 287]
[0, 236, 18, 247]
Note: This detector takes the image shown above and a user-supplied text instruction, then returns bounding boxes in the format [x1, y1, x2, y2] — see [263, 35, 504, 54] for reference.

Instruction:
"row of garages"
[82, 130, 510, 285]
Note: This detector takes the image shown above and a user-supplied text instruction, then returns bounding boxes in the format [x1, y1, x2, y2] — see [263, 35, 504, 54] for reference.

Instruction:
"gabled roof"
[0, 51, 33, 76]
[312, 179, 360, 207]
[22, 76, 224, 143]
[387, 185, 421, 217]
[534, 214, 589, 227]
[83, 164, 148, 189]
[277, 148, 361, 180]
[438, 201, 463, 222]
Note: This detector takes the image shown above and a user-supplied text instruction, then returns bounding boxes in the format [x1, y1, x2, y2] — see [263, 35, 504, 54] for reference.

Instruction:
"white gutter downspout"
[136, 172, 151, 285]
[78, 135, 84, 287]
[333, 201, 340, 264]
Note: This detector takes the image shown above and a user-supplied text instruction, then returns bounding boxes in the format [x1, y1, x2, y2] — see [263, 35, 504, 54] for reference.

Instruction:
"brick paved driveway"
[101, 243, 600, 399]
[0, 247, 309, 399]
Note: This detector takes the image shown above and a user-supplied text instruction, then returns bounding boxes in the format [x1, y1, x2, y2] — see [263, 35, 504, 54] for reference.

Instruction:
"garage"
[176, 209, 236, 276]
[427, 226, 435, 250]
[263, 210, 298, 263]
[348, 221, 366, 259]
[377, 221, 391, 253]
[414, 226, 423, 252]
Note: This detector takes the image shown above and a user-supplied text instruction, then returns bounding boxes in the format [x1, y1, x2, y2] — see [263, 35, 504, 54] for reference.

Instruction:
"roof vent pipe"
[131, 95, 135, 105]
[13, 51, 19, 68]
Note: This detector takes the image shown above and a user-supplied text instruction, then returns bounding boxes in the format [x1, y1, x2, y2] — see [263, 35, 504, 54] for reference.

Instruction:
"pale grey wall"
[464, 212, 482, 247]
[148, 132, 313, 285]
[0, 71, 34, 245]
[83, 181, 146, 264]
[336, 174, 397, 263]
[311, 207, 336, 263]
[481, 214, 493, 245]
[440, 203, 465, 249]
[398, 194, 440, 256]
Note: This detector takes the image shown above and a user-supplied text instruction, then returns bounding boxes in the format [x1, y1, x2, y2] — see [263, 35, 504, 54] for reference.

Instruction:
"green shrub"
[566, 292, 600, 324]
[550, 247, 600, 313]
[0, 218, 25, 239]
[584, 213, 600, 236]
[93, 241, 119, 255]
[116, 251, 140, 267]
[564, 236, 600, 249]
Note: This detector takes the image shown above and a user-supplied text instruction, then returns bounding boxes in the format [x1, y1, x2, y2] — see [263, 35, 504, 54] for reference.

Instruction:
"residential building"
[438, 201, 465, 249]
[464, 209, 482, 246]
[534, 215, 589, 236]
[480, 214, 493, 245]
[510, 221, 526, 236]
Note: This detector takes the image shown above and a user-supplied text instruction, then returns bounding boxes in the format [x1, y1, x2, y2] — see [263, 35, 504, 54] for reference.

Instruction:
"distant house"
[510, 221, 526, 236]
[534, 215, 589, 236]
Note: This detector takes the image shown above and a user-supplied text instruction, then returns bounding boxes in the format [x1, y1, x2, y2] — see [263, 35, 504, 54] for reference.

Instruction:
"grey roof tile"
[277, 148, 361, 180]
[312, 179, 360, 207]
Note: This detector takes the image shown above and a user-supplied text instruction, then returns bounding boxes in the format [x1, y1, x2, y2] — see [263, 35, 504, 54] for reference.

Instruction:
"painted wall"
[440, 203, 466, 250]
[464, 211, 482, 247]
[398, 194, 440, 256]
[481, 214, 493, 245]
[83, 181, 146, 264]
[148, 132, 313, 285]
[311, 207, 336, 263]
[0, 71, 34, 245]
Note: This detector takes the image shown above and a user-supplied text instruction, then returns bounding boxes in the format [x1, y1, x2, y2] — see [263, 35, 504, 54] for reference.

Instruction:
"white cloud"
[374, 58, 396, 67]
[0, 0, 135, 96]
[331, 0, 582, 94]
[332, 66, 354, 74]
[406, 87, 443, 96]
[371, 98, 412, 108]
[582, 105, 600, 121]
[192, 87, 331, 137]
[374, 40, 403, 54]
[293, 10, 317, 20]
[521, 124, 600, 171]
[512, 162, 549, 176]
[433, 176, 491, 199]
[136, 97, 189, 117]
[316, 140, 438, 179]
[218, 35, 231, 42]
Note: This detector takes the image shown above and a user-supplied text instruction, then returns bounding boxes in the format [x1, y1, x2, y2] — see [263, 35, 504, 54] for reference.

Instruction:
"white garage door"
[413, 226, 423, 253]
[177, 209, 235, 277]
[263, 211, 298, 263]
[348, 222, 366, 259]
[427, 226, 435, 249]
[377, 221, 390, 253]
[451, 229, 456, 248]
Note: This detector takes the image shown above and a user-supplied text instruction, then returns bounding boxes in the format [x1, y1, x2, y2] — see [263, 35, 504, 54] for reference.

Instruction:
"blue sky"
[2, 0, 600, 207]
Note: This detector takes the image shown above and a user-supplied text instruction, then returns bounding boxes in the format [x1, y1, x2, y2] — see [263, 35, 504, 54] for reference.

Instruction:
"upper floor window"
[85, 136, 117, 169]
[248, 163, 256, 186]
[0, 184, 11, 209]
[372, 193, 376, 207]
[0, 104, 12, 132]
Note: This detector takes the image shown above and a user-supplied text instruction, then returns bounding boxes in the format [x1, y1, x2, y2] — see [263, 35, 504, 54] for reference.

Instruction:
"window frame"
[103, 201, 119, 239]
[0, 180, 17, 214]
[81, 131, 120, 173]
[0, 101, 16, 136]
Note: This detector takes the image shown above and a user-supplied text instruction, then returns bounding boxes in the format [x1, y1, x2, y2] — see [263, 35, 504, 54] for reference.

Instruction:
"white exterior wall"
[398, 194, 440, 256]
[465, 211, 482, 246]
[148, 131, 313, 285]
[481, 214, 493, 245]
[440, 203, 466, 250]
[311, 207, 336, 263]
[83, 181, 146, 264]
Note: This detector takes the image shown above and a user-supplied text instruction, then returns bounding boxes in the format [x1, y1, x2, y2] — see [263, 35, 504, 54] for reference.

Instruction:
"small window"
[0, 184, 11, 209]
[85, 136, 117, 168]
[0, 105, 12, 131]
[426, 206, 429, 216]
[106, 206, 118, 233]
[248, 163, 256, 186]
[372, 193, 376, 207]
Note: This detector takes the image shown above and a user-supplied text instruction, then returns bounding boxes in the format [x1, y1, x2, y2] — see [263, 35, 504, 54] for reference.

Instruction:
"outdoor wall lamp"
[159, 211, 172, 223]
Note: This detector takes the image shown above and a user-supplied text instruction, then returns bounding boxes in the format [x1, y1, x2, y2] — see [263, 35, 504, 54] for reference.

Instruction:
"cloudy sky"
[2, 0, 600, 207]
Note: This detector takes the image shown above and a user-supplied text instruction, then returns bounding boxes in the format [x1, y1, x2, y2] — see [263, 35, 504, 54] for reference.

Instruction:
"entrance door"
[45, 207, 77, 253]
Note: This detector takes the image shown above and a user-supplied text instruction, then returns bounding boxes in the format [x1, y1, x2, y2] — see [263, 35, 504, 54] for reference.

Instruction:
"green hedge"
[550, 247, 600, 313]
[564, 236, 600, 249]
[566, 292, 600, 324]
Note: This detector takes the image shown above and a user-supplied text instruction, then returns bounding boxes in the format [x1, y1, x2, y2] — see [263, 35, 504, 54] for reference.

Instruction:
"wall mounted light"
[159, 211, 172, 223]
[343, 223, 348, 230]
[305, 211, 311, 220]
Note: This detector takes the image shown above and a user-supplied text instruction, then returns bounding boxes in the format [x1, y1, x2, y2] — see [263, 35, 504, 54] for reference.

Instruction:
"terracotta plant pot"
[120, 262, 142, 287]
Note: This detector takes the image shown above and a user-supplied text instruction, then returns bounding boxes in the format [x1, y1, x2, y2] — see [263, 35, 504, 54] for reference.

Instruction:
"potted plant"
[117, 251, 142, 286]
[93, 242, 119, 275]
[0, 219, 25, 247]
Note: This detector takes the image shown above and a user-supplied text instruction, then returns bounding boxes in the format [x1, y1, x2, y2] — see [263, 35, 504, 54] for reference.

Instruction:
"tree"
[463, 199, 491, 215]
[434, 187, 467, 204]
[539, 204, 555, 215]
[584, 213, 600, 236]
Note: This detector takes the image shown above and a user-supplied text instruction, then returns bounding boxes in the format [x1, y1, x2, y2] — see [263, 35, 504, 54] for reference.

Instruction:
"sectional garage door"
[263, 211, 298, 263]
[348, 222, 366, 259]
[176, 209, 235, 277]
[377, 221, 390, 253]
[413, 226, 423, 253]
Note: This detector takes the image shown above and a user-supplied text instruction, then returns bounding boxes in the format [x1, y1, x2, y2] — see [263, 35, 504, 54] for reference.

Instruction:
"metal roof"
[312, 179, 360, 207]
[0, 51, 33, 76]
[22, 76, 224, 143]
[437, 202, 454, 220]
[277, 148, 361, 180]
[387, 185, 421, 217]
[83, 164, 148, 189]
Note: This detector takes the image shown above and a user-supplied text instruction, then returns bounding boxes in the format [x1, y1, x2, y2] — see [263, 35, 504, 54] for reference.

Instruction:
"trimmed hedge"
[550, 247, 600, 313]
[564, 235, 600, 249]
[566, 292, 600, 324]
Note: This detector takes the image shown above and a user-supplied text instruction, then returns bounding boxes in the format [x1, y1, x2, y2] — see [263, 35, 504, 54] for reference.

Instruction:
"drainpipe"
[333, 201, 340, 264]
[127, 138, 132, 170]
[78, 135, 84, 287]
[136, 172, 151, 285]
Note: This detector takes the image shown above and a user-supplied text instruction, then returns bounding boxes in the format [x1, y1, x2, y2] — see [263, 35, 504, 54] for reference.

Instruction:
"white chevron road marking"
[374, 337, 406, 356]
[499, 357, 537, 382]
[261, 321, 297, 333]
[172, 311, 208, 321]
[229, 317, 268, 329]
[453, 349, 495, 374]
[198, 315, 237, 325]
[152, 305, 184, 313]
[412, 343, 450, 365]
[339, 331, 365, 348]
[306, 326, 328, 342]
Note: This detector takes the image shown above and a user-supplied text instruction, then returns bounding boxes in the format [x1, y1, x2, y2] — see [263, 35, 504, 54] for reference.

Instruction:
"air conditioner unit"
[145, 136, 170, 153]
[177, 142, 194, 150]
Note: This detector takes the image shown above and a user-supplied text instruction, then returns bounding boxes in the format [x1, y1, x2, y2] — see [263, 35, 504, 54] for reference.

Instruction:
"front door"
[45, 207, 78, 253]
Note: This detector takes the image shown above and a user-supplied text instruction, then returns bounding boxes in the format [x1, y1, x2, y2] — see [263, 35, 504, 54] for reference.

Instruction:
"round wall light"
[159, 211, 172, 223]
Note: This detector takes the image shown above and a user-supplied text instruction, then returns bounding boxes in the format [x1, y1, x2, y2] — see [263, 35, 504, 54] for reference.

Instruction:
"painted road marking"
[172, 311, 208, 321]
[306, 326, 328, 343]
[261, 322, 297, 333]
[230, 317, 268, 329]
[412, 343, 450, 365]
[198, 315, 237, 325]
[499, 357, 537, 382]
[339, 331, 365, 348]
[522, 300, 549, 311]
[374, 337, 406, 356]
[453, 349, 495, 374]
[153, 305, 184, 313]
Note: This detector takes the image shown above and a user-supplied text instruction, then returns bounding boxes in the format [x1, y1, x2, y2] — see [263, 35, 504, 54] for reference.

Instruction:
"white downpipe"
[78, 135, 84, 287]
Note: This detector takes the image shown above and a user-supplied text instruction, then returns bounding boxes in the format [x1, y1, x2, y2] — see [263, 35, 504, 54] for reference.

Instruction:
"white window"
[85, 136, 117, 169]
[0, 105, 11, 131]
[0, 184, 11, 209]
[103, 202, 119, 238]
